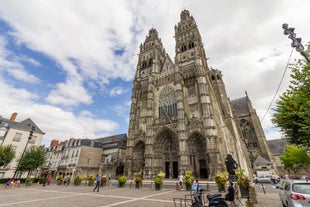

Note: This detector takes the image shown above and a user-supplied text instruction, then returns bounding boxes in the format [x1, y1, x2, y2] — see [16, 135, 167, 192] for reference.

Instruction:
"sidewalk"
[254, 192, 281, 207]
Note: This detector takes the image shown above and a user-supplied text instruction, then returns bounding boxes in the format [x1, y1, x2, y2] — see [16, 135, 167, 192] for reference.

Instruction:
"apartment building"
[0, 113, 45, 178]
[44, 134, 127, 180]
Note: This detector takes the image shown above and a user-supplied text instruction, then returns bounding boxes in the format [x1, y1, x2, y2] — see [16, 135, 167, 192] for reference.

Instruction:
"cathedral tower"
[125, 10, 261, 179]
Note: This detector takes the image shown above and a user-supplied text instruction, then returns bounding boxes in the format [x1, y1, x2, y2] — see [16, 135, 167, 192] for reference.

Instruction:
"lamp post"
[282, 23, 310, 63]
[13, 125, 35, 179]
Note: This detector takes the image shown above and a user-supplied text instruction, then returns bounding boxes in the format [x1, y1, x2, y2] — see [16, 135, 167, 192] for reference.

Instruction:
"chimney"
[10, 112, 17, 121]
[50, 139, 59, 147]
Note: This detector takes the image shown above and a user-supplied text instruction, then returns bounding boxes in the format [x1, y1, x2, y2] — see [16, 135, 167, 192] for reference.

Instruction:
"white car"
[278, 179, 310, 207]
[257, 175, 271, 183]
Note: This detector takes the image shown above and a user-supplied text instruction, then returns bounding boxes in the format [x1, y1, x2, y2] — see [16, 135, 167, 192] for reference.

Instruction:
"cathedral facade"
[124, 10, 271, 179]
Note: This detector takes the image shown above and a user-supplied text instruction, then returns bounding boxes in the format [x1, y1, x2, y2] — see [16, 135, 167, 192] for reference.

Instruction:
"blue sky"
[0, 0, 309, 146]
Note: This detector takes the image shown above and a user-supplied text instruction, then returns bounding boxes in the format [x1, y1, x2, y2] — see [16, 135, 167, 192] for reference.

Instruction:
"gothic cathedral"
[124, 10, 272, 179]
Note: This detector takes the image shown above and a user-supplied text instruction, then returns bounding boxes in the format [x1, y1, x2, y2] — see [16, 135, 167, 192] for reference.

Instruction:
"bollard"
[151, 181, 154, 189]
[176, 182, 180, 190]
[245, 199, 254, 207]
[249, 187, 257, 204]
[109, 181, 112, 187]
[206, 183, 210, 192]
[129, 181, 133, 188]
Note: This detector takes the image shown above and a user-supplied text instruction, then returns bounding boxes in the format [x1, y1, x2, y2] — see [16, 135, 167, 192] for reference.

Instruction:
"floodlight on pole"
[282, 23, 310, 63]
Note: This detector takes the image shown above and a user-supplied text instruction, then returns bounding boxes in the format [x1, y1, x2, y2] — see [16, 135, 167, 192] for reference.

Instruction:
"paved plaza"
[0, 181, 282, 207]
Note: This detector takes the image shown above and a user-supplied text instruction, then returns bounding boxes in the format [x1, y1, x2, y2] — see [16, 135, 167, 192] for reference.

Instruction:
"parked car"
[276, 180, 286, 189]
[257, 175, 271, 183]
[278, 179, 310, 207]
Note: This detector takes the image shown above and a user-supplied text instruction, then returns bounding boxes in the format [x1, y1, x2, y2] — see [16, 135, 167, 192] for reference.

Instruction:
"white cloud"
[110, 87, 126, 96]
[9, 68, 40, 84]
[45, 79, 93, 107]
[0, 36, 40, 84]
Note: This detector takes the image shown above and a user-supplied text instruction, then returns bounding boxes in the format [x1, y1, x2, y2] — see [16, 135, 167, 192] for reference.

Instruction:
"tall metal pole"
[13, 125, 35, 179]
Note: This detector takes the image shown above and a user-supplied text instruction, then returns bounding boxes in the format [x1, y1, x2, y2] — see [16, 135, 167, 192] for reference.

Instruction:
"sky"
[0, 0, 309, 147]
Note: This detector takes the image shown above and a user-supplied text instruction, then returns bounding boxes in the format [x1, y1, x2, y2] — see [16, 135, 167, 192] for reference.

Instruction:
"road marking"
[98, 190, 176, 207]
[0, 194, 78, 206]
[0, 187, 177, 207]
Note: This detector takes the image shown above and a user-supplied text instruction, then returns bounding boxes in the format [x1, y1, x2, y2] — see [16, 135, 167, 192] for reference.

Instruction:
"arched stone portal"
[132, 141, 145, 175]
[153, 127, 179, 179]
[188, 132, 209, 179]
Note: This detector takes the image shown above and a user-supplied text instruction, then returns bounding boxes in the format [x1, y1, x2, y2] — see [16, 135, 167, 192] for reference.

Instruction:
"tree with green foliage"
[272, 44, 310, 147]
[16, 145, 46, 177]
[280, 145, 310, 175]
[0, 145, 15, 167]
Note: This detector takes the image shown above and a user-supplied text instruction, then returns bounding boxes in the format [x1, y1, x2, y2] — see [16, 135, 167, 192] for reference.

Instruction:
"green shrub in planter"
[118, 175, 127, 187]
[154, 171, 165, 190]
[88, 175, 95, 186]
[183, 170, 194, 190]
[74, 175, 83, 185]
[56, 176, 64, 185]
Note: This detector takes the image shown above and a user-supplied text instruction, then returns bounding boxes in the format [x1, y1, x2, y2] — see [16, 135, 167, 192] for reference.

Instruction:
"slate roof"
[95, 133, 127, 143]
[1, 117, 45, 134]
[267, 139, 286, 156]
[231, 97, 250, 116]
[95, 133, 127, 149]
[253, 155, 272, 165]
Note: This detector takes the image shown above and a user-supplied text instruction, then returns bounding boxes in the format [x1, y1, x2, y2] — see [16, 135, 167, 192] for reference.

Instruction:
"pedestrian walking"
[64, 175, 68, 186]
[178, 173, 183, 190]
[93, 174, 102, 192]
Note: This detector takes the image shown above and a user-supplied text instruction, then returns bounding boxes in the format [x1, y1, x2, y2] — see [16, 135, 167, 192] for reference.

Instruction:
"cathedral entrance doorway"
[154, 127, 179, 179]
[188, 132, 209, 179]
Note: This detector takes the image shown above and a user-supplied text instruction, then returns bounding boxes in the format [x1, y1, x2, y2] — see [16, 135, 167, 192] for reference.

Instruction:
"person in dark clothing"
[224, 181, 235, 201]
[93, 175, 102, 192]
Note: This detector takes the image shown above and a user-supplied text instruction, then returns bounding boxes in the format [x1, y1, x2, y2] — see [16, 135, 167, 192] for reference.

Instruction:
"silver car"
[278, 179, 310, 207]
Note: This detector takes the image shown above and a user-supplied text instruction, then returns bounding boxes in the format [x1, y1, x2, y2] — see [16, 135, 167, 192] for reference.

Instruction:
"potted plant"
[74, 175, 83, 185]
[234, 168, 252, 198]
[134, 171, 143, 188]
[214, 171, 228, 192]
[118, 175, 127, 187]
[56, 175, 64, 185]
[154, 170, 165, 190]
[25, 177, 33, 186]
[183, 170, 194, 191]
[88, 175, 95, 186]
[67, 176, 71, 185]
[101, 175, 107, 186]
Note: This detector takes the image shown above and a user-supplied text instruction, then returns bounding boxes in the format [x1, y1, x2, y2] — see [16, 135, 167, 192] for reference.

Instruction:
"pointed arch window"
[240, 119, 258, 148]
[148, 58, 153, 66]
[188, 42, 195, 49]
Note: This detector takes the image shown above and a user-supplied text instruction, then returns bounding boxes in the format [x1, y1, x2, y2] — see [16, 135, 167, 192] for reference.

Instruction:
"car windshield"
[293, 183, 310, 194]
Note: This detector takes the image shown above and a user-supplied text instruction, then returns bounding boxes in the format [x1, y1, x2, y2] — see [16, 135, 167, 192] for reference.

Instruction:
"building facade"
[231, 93, 273, 164]
[267, 139, 286, 176]
[124, 10, 271, 179]
[0, 113, 45, 178]
[44, 134, 127, 180]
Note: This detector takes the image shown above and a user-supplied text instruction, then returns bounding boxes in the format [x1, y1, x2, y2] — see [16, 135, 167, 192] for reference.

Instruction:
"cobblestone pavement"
[0, 181, 281, 207]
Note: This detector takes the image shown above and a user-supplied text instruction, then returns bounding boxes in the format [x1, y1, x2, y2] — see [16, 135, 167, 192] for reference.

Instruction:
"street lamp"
[13, 125, 35, 179]
[282, 23, 310, 63]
